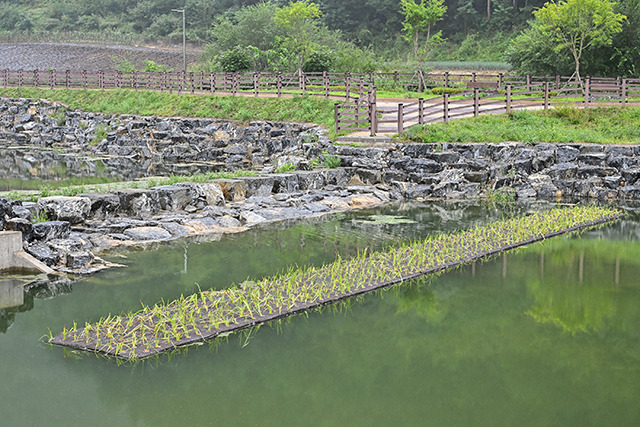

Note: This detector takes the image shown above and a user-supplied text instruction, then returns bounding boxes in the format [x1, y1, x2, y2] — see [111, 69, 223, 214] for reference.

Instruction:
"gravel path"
[0, 42, 202, 71]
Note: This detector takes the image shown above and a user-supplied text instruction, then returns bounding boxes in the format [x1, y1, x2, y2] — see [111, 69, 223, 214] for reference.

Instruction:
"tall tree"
[400, 0, 447, 58]
[534, 0, 626, 81]
[273, 0, 323, 74]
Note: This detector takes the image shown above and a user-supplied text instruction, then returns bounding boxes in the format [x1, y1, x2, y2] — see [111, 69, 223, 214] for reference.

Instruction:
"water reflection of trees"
[525, 238, 640, 335]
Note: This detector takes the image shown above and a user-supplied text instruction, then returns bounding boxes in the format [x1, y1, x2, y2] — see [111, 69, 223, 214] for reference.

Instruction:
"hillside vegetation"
[1, 0, 638, 77]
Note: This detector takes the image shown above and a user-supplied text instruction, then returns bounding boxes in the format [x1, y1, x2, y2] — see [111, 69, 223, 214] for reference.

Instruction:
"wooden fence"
[3, 68, 640, 136]
[0, 69, 374, 101]
[337, 77, 640, 135]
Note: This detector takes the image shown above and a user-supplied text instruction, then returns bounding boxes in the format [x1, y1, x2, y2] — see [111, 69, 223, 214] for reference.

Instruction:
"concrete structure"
[0, 231, 54, 274]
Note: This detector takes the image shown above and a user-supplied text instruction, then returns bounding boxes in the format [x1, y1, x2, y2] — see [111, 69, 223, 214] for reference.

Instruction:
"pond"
[0, 145, 228, 191]
[1, 201, 639, 426]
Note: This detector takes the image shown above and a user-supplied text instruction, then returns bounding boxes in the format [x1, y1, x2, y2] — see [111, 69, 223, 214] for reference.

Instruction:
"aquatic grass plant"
[48, 205, 623, 360]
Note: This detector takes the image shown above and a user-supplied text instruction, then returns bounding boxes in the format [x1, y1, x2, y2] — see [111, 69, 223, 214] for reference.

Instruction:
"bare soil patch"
[0, 42, 201, 71]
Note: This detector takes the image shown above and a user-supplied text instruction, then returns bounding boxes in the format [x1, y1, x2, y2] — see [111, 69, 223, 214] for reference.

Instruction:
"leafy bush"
[218, 46, 253, 72]
[144, 60, 172, 73]
[303, 50, 335, 73]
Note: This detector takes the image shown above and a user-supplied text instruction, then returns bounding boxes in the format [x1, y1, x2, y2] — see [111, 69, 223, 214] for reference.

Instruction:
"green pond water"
[1, 201, 639, 426]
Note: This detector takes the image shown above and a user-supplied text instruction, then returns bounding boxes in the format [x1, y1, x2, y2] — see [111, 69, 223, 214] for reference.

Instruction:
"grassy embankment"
[49, 205, 623, 360]
[401, 106, 640, 144]
[3, 87, 640, 147]
[0, 87, 336, 131]
[0, 87, 335, 197]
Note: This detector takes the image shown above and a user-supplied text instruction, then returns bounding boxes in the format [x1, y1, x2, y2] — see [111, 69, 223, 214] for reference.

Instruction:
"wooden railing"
[0, 69, 374, 101]
[333, 90, 376, 134]
[340, 77, 640, 136]
[3, 68, 640, 136]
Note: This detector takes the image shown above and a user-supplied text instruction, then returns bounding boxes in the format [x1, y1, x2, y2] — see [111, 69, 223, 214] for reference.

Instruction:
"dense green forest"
[1, 0, 638, 76]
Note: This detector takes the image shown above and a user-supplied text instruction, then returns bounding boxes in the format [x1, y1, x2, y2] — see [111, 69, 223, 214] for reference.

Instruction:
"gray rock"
[218, 215, 242, 228]
[297, 171, 326, 191]
[65, 251, 94, 269]
[214, 179, 247, 202]
[151, 185, 192, 211]
[273, 174, 300, 193]
[578, 153, 607, 166]
[78, 193, 121, 218]
[304, 202, 331, 213]
[32, 221, 71, 241]
[557, 146, 580, 163]
[38, 196, 91, 224]
[241, 176, 276, 197]
[115, 189, 156, 217]
[5, 218, 33, 241]
[404, 184, 433, 199]
[124, 226, 173, 241]
[240, 211, 267, 224]
[621, 167, 640, 185]
[160, 222, 190, 238]
[26, 242, 60, 266]
[547, 163, 578, 180]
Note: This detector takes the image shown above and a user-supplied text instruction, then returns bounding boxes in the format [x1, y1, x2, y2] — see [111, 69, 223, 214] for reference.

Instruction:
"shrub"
[303, 50, 335, 73]
[218, 46, 253, 73]
[431, 87, 465, 95]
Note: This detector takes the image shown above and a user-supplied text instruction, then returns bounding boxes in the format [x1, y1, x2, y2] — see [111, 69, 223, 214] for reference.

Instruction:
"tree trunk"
[487, 0, 491, 20]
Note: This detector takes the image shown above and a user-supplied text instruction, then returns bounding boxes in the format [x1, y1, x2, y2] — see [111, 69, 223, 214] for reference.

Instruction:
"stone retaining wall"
[330, 142, 639, 201]
[2, 96, 640, 275]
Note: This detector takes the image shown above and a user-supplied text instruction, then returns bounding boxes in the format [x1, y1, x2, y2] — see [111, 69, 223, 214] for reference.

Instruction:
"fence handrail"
[372, 78, 640, 136]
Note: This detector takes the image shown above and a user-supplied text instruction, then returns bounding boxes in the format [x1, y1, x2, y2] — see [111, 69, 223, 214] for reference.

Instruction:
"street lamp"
[171, 8, 186, 73]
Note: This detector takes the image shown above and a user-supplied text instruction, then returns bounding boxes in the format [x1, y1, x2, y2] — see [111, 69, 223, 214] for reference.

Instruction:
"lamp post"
[172, 8, 186, 73]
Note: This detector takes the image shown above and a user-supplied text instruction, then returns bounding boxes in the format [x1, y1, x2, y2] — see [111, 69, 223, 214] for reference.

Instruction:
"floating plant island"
[49, 205, 623, 360]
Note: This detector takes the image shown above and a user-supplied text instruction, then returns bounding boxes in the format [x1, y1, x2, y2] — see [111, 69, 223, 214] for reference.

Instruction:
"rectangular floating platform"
[49, 206, 624, 360]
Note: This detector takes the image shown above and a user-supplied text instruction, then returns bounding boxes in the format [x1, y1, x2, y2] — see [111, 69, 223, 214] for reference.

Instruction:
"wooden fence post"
[621, 78, 627, 106]
[334, 103, 340, 134]
[555, 74, 560, 90]
[397, 103, 404, 135]
[33, 69, 39, 87]
[443, 94, 449, 124]
[370, 99, 377, 136]
[50, 69, 55, 89]
[277, 72, 282, 97]
[345, 72, 351, 100]
[526, 74, 531, 92]
[506, 85, 512, 114]
[544, 82, 549, 110]
[323, 71, 329, 98]
[394, 71, 399, 88]
[444, 71, 449, 88]
[418, 98, 424, 124]
[18, 69, 23, 89]
[66, 70, 71, 89]
[301, 71, 307, 96]
[232, 73, 237, 95]
[584, 77, 590, 107]
[498, 73, 504, 88]
[253, 72, 259, 97]
[474, 89, 479, 117]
